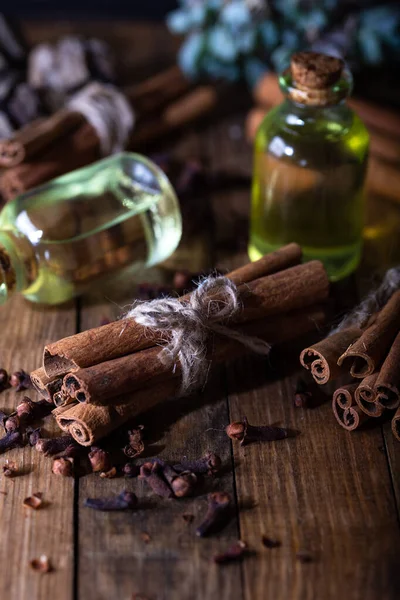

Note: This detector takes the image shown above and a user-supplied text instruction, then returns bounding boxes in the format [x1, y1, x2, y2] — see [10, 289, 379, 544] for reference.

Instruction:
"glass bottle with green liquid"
[249, 52, 369, 281]
[0, 153, 182, 305]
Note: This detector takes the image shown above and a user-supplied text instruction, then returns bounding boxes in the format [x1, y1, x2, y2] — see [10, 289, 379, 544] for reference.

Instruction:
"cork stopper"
[291, 52, 344, 90]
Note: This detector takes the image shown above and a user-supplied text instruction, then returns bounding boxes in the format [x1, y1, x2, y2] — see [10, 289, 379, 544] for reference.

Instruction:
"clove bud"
[226, 416, 289, 446]
[157, 460, 197, 498]
[10, 370, 31, 392]
[16, 397, 52, 425]
[4, 415, 20, 432]
[36, 435, 76, 457]
[88, 447, 112, 473]
[196, 492, 231, 537]
[0, 368, 9, 391]
[123, 426, 145, 459]
[84, 490, 138, 511]
[52, 457, 74, 477]
[0, 430, 23, 454]
[26, 427, 42, 447]
[174, 452, 222, 476]
[139, 462, 174, 498]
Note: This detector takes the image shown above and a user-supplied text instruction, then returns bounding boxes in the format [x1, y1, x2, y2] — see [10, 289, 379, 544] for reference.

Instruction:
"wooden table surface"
[0, 21, 400, 600]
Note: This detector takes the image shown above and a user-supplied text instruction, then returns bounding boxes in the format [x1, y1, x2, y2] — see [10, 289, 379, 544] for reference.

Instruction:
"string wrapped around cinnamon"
[38, 247, 330, 445]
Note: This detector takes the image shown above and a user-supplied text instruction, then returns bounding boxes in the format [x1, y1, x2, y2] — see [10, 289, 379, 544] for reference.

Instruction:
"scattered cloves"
[123, 462, 140, 478]
[10, 370, 31, 392]
[52, 457, 74, 477]
[84, 490, 138, 511]
[171, 471, 197, 498]
[23, 492, 44, 510]
[123, 426, 145, 459]
[226, 416, 289, 446]
[26, 427, 42, 446]
[36, 435, 76, 457]
[173, 452, 222, 476]
[213, 541, 247, 564]
[4, 415, 20, 432]
[0, 368, 9, 391]
[88, 447, 112, 473]
[294, 378, 312, 408]
[0, 430, 23, 454]
[139, 462, 173, 498]
[16, 397, 52, 425]
[30, 555, 52, 573]
[196, 492, 231, 537]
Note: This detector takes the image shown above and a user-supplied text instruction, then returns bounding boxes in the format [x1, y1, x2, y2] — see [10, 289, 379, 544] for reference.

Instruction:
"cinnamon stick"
[63, 304, 328, 406]
[43, 244, 306, 377]
[374, 331, 400, 410]
[332, 384, 369, 431]
[337, 290, 400, 378]
[0, 110, 85, 168]
[30, 367, 62, 403]
[391, 408, 400, 442]
[0, 122, 100, 201]
[300, 327, 362, 384]
[354, 373, 383, 417]
[54, 305, 326, 444]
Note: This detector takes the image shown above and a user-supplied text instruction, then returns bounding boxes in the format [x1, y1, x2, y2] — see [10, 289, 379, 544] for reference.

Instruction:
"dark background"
[1, 1, 177, 19]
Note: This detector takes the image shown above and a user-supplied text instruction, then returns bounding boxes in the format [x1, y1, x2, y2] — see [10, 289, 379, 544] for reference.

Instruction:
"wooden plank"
[0, 295, 76, 600]
[207, 115, 400, 599]
[76, 131, 244, 600]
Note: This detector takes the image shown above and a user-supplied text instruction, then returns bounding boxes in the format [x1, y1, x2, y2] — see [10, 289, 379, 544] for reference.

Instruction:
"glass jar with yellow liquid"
[249, 52, 369, 281]
[0, 153, 182, 305]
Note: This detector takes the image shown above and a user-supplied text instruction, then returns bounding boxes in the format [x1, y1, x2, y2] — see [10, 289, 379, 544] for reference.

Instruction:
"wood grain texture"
[0, 296, 76, 600]
[76, 133, 243, 600]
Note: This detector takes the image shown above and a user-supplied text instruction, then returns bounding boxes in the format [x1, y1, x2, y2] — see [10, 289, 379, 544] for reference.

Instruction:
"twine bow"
[126, 276, 270, 395]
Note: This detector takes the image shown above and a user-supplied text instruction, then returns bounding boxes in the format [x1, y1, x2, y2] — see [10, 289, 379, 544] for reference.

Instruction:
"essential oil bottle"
[0, 153, 182, 305]
[249, 52, 369, 281]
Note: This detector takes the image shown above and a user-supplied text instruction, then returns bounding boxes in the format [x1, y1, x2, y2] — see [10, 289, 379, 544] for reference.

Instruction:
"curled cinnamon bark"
[30, 367, 62, 403]
[391, 408, 400, 442]
[337, 291, 400, 378]
[374, 331, 400, 410]
[354, 373, 383, 417]
[300, 327, 361, 384]
[43, 251, 319, 379]
[332, 384, 369, 431]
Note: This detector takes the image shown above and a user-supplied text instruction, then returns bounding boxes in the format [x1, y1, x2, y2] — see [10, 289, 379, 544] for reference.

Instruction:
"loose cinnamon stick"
[354, 373, 383, 417]
[300, 327, 362, 385]
[374, 331, 400, 410]
[30, 367, 62, 403]
[63, 304, 327, 405]
[43, 244, 306, 377]
[391, 408, 400, 442]
[337, 290, 400, 378]
[332, 384, 369, 431]
[0, 110, 85, 168]
[0, 122, 100, 201]
[125, 65, 192, 116]
[54, 305, 326, 444]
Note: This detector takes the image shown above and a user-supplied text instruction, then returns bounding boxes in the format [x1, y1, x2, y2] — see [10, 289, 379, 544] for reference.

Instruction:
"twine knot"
[125, 276, 270, 395]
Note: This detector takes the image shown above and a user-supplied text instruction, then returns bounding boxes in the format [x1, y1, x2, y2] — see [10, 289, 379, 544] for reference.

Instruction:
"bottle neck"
[0, 231, 37, 304]
[279, 68, 352, 108]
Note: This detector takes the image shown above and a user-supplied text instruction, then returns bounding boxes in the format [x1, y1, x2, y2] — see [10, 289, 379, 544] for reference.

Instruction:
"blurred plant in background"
[167, 0, 400, 88]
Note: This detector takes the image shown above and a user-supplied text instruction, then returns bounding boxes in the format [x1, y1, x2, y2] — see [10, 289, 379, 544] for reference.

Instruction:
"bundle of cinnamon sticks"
[30, 244, 330, 446]
[300, 290, 400, 439]
[0, 66, 221, 201]
[246, 73, 400, 205]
